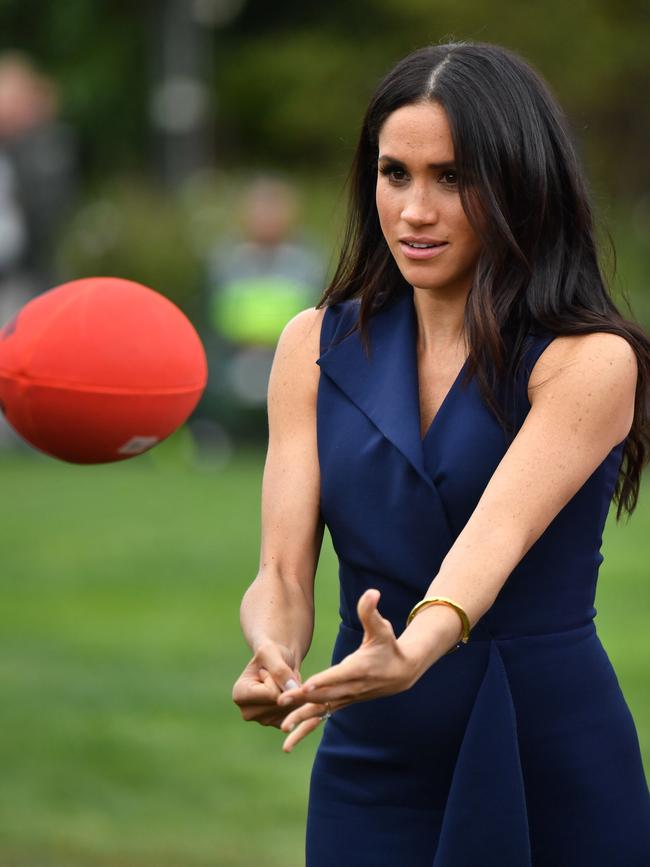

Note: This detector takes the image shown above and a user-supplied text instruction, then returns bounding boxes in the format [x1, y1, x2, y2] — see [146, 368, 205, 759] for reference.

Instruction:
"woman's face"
[376, 100, 483, 297]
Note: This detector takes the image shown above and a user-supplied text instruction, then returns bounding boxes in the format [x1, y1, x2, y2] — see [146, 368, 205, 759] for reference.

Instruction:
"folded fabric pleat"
[432, 640, 532, 867]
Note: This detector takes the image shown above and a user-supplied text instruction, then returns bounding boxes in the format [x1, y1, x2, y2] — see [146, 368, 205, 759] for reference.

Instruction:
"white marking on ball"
[117, 435, 159, 455]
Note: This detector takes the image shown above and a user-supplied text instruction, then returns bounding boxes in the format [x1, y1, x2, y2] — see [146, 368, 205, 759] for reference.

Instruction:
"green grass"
[0, 435, 648, 866]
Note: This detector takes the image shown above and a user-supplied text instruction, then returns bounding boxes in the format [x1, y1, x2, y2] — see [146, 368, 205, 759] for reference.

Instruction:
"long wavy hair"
[316, 41, 650, 521]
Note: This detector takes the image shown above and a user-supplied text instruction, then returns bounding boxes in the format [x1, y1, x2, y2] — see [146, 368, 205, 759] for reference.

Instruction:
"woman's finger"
[282, 715, 323, 752]
[277, 661, 361, 706]
[280, 700, 340, 734]
[279, 654, 361, 705]
[285, 678, 364, 707]
[357, 588, 395, 641]
[234, 677, 281, 707]
[259, 668, 282, 699]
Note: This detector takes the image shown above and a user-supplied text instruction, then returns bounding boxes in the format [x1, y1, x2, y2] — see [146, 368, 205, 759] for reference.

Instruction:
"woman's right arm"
[233, 305, 326, 726]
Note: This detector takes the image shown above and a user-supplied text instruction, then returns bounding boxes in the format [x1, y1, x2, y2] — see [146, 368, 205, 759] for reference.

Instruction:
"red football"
[0, 277, 208, 464]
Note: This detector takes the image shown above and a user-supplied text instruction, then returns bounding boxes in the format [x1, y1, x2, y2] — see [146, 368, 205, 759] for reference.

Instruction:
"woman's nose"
[400, 189, 439, 225]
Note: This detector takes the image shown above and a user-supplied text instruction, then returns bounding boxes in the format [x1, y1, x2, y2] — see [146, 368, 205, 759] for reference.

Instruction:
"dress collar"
[317, 286, 460, 493]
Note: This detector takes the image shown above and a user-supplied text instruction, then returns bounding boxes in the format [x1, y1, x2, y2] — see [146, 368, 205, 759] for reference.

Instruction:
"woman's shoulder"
[528, 329, 637, 387]
[274, 297, 363, 371]
[526, 331, 637, 446]
[282, 305, 327, 333]
[271, 306, 326, 375]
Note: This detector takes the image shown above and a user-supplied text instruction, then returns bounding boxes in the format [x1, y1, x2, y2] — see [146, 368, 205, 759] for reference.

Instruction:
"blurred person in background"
[0, 51, 77, 451]
[190, 173, 325, 457]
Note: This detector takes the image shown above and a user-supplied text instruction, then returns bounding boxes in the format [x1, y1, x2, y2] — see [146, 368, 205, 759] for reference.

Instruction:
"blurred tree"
[214, 0, 650, 197]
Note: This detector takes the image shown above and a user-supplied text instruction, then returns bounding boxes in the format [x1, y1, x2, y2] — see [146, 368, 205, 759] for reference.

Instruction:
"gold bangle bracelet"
[405, 596, 471, 654]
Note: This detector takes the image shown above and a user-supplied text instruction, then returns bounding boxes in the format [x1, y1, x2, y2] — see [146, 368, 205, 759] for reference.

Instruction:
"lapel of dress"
[316, 286, 436, 494]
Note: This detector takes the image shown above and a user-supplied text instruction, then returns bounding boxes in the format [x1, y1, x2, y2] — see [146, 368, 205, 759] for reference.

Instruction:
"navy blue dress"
[306, 286, 650, 866]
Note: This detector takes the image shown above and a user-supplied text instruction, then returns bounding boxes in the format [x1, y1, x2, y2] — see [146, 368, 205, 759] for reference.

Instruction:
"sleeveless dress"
[305, 286, 650, 866]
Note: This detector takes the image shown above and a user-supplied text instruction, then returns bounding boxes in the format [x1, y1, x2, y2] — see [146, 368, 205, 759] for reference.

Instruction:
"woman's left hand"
[276, 588, 416, 752]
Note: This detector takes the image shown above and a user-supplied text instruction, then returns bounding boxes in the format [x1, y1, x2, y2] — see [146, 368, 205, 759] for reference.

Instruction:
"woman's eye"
[379, 165, 407, 183]
[379, 165, 458, 186]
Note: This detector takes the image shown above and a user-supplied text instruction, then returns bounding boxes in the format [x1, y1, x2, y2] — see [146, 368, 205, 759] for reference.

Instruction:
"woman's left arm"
[278, 332, 638, 751]
[398, 331, 637, 674]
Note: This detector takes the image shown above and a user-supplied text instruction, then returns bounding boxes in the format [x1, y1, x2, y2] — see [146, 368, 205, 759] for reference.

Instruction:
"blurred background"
[0, 2, 648, 865]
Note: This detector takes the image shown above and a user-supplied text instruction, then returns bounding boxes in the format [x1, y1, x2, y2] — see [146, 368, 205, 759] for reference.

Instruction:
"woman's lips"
[399, 240, 449, 260]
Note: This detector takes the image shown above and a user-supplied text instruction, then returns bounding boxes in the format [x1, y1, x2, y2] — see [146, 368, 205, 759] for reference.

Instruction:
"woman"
[232, 41, 650, 866]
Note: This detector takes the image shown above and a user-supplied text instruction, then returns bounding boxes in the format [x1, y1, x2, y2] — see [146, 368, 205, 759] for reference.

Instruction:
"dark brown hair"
[317, 41, 650, 521]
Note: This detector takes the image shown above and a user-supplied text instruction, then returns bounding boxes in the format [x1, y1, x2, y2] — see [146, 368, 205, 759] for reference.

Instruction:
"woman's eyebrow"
[377, 154, 456, 170]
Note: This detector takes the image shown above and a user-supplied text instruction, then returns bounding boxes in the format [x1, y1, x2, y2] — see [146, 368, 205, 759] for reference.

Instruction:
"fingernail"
[284, 678, 299, 690]
[278, 695, 293, 705]
[304, 683, 316, 692]
[287, 722, 296, 732]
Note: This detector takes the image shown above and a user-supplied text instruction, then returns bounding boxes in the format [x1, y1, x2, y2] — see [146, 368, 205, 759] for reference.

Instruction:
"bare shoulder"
[529, 331, 638, 391]
[528, 331, 638, 444]
[273, 306, 326, 367]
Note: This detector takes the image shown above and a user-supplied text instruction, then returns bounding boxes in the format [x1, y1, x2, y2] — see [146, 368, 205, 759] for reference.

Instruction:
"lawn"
[0, 434, 648, 866]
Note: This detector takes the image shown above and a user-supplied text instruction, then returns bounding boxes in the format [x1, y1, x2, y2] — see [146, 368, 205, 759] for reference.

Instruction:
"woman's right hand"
[232, 639, 303, 728]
